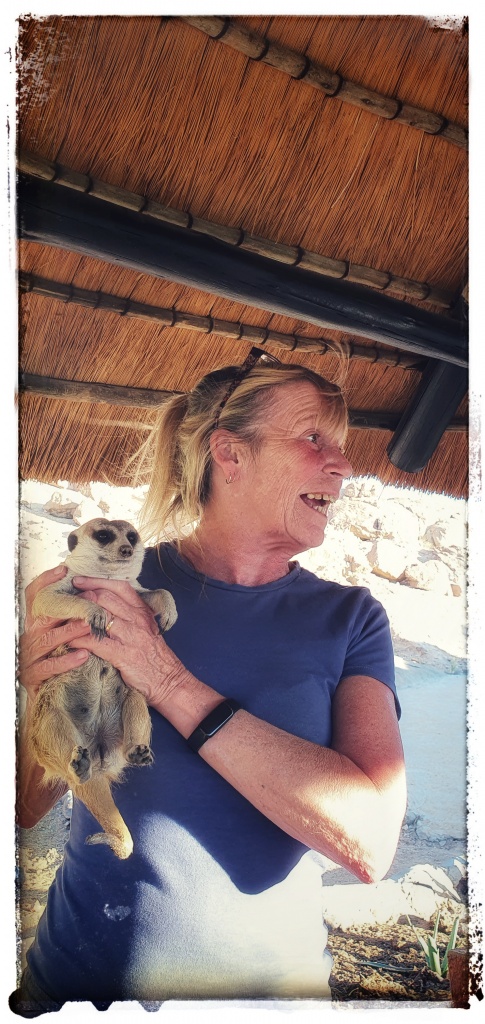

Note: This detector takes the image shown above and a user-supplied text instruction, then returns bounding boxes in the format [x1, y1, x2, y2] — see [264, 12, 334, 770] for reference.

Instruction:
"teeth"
[305, 493, 336, 502]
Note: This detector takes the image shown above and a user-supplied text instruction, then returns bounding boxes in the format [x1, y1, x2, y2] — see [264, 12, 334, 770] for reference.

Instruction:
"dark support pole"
[18, 174, 468, 368]
[387, 359, 468, 472]
[387, 297, 469, 472]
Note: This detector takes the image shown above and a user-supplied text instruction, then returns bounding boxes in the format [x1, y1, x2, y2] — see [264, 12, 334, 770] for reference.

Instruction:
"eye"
[306, 433, 320, 446]
[126, 532, 138, 546]
[93, 529, 115, 545]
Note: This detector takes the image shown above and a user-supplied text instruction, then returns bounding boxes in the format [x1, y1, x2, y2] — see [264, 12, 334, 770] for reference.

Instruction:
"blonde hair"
[137, 360, 348, 543]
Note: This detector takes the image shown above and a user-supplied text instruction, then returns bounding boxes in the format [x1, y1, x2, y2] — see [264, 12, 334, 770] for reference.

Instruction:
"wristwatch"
[187, 698, 241, 753]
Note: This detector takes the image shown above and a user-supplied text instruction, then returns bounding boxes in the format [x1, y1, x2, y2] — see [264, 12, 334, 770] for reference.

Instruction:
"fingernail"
[73, 649, 89, 660]
[54, 564, 66, 575]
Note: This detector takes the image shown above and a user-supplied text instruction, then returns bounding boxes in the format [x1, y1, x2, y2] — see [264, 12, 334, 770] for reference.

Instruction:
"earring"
[226, 473, 233, 484]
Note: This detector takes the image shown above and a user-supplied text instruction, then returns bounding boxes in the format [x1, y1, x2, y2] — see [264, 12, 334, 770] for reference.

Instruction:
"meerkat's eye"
[126, 532, 138, 546]
[93, 529, 116, 546]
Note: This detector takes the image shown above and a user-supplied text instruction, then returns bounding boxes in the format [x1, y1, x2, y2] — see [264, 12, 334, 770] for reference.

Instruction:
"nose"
[119, 545, 133, 558]
[324, 446, 353, 479]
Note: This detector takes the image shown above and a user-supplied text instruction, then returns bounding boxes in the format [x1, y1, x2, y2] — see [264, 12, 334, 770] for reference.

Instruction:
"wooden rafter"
[180, 15, 468, 150]
[19, 272, 426, 371]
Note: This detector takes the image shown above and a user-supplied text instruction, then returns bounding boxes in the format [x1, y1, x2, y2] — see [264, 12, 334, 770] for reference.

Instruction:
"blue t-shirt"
[27, 544, 398, 1002]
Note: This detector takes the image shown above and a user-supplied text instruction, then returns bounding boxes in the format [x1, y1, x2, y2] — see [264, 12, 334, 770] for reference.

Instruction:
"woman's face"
[241, 381, 352, 556]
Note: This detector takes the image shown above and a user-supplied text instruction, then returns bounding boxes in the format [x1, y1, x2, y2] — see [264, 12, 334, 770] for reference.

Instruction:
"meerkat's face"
[66, 519, 145, 580]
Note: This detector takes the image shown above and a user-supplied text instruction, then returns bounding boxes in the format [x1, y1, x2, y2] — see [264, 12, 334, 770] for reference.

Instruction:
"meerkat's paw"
[126, 744, 154, 766]
[70, 745, 92, 783]
[88, 608, 108, 639]
[141, 589, 177, 633]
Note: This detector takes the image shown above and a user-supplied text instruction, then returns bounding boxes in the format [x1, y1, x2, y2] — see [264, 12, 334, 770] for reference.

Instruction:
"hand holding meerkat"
[29, 519, 177, 859]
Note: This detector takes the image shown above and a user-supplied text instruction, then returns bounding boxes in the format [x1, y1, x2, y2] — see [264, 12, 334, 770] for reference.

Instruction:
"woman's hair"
[137, 359, 348, 543]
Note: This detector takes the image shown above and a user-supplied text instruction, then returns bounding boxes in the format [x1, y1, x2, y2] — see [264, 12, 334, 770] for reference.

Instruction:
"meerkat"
[29, 519, 177, 859]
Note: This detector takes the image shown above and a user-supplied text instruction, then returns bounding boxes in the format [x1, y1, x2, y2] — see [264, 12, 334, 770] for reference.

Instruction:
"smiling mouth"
[301, 493, 338, 515]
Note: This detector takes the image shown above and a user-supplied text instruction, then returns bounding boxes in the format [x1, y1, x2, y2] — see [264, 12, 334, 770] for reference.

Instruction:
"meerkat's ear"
[67, 532, 79, 552]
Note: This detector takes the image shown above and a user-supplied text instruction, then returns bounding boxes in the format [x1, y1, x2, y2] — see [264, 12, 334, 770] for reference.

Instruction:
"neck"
[178, 515, 294, 587]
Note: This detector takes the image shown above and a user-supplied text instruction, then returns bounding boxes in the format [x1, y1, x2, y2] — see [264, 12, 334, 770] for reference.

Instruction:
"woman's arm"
[69, 576, 406, 883]
[17, 567, 92, 829]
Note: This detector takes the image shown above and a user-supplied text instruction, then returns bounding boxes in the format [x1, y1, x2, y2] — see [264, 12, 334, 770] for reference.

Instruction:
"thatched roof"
[17, 14, 468, 496]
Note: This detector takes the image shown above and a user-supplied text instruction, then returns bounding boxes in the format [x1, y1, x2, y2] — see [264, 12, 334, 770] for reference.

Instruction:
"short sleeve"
[341, 591, 400, 719]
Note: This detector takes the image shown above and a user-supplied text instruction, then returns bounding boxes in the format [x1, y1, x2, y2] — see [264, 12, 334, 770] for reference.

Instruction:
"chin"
[291, 522, 327, 555]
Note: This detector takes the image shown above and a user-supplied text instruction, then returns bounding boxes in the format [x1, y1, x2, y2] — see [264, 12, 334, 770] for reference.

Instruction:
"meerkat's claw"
[70, 746, 92, 783]
[86, 831, 134, 859]
[126, 744, 154, 766]
[89, 609, 108, 639]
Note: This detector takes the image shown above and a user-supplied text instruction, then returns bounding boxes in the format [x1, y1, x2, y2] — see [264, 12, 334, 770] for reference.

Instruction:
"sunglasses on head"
[212, 347, 282, 431]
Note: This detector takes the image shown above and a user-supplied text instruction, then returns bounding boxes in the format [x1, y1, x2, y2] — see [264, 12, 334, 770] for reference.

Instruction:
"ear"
[67, 532, 78, 552]
[209, 429, 246, 477]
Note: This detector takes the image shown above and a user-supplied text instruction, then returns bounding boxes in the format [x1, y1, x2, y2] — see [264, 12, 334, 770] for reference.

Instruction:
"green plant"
[406, 911, 461, 978]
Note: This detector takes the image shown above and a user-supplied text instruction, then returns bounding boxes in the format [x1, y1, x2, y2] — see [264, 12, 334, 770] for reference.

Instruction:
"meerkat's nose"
[119, 545, 133, 558]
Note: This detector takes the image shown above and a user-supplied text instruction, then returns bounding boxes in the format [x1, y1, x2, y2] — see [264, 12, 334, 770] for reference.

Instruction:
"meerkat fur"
[30, 519, 177, 859]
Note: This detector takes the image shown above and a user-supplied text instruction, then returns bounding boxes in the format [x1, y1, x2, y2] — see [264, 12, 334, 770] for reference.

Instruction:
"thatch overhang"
[17, 14, 468, 496]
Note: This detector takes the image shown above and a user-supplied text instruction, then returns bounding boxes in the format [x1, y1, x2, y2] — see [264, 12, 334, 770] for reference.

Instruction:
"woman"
[13, 349, 406, 1013]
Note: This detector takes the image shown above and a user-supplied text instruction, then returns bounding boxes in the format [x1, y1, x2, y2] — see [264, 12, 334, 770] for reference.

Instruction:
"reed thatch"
[17, 14, 468, 496]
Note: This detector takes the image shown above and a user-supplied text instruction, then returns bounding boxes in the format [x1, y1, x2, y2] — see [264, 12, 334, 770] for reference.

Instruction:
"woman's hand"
[67, 577, 185, 706]
[20, 566, 91, 700]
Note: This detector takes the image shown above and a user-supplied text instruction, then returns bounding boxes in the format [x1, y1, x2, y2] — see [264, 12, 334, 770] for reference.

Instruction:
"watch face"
[202, 701, 235, 737]
[187, 700, 240, 752]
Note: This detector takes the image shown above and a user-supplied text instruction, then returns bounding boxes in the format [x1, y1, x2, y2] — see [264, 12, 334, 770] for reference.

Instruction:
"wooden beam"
[18, 174, 468, 368]
[18, 151, 457, 310]
[19, 374, 179, 408]
[19, 373, 468, 431]
[19, 271, 426, 371]
[387, 360, 468, 472]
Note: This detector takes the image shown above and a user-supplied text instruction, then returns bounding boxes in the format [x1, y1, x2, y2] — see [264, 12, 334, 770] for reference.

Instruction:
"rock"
[43, 493, 81, 519]
[341, 482, 358, 498]
[341, 533, 373, 581]
[333, 495, 421, 553]
[355, 478, 382, 502]
[73, 495, 109, 523]
[19, 847, 63, 891]
[398, 865, 465, 929]
[416, 548, 440, 563]
[367, 539, 409, 581]
[440, 856, 467, 888]
[380, 497, 421, 547]
[400, 559, 452, 596]
[21, 899, 45, 932]
[424, 517, 467, 551]
[334, 498, 387, 541]
[424, 521, 447, 549]
[320, 864, 465, 930]
[75, 483, 94, 500]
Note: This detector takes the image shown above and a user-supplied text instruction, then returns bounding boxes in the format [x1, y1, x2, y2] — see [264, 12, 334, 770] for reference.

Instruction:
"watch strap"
[187, 698, 241, 753]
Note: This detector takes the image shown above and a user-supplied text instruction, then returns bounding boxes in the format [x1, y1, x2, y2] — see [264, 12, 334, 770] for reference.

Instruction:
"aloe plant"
[406, 911, 461, 978]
